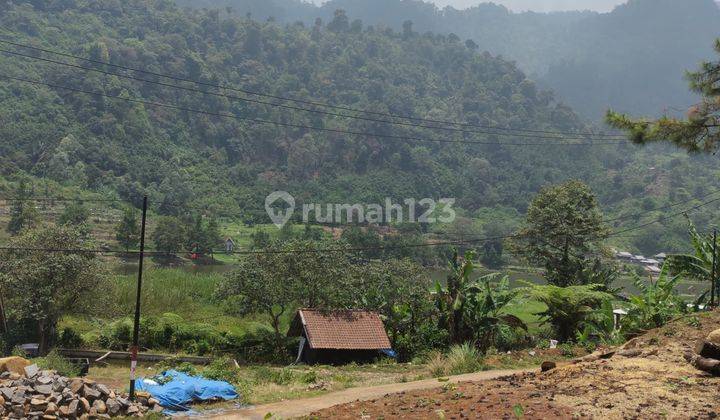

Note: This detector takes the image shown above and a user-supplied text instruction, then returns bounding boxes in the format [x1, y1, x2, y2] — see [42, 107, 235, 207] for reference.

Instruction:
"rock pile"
[0, 364, 162, 419]
[684, 328, 720, 376]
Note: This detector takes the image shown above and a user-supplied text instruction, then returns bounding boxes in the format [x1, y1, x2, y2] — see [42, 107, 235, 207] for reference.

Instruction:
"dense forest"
[0, 0, 719, 254]
[177, 0, 720, 119]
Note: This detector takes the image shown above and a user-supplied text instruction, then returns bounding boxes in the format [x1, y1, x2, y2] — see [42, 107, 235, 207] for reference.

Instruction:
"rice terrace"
[1, 0, 720, 418]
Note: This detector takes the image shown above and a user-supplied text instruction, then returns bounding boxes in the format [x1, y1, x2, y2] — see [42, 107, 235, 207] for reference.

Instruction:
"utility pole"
[129, 196, 148, 400]
[712, 228, 717, 308]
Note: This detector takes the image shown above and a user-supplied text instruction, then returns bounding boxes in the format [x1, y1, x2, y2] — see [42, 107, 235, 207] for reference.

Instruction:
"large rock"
[45, 402, 58, 415]
[79, 397, 91, 413]
[93, 399, 107, 415]
[69, 379, 84, 394]
[35, 385, 53, 395]
[707, 328, 720, 346]
[82, 385, 101, 401]
[24, 364, 39, 378]
[105, 398, 121, 416]
[30, 397, 48, 410]
[0, 357, 31, 376]
[67, 399, 79, 417]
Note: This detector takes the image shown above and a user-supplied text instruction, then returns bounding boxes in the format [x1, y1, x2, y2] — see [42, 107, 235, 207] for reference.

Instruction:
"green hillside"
[0, 0, 719, 254]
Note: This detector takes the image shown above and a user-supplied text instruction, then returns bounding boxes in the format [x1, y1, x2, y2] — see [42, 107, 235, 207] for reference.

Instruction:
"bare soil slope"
[311, 311, 720, 419]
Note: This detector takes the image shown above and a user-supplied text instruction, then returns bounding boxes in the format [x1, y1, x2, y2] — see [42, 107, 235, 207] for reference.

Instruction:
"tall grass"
[111, 268, 223, 317]
[427, 343, 484, 377]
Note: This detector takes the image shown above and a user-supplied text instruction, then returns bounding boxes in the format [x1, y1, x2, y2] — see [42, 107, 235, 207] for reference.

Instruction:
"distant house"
[225, 238, 235, 254]
[645, 265, 662, 275]
[287, 309, 392, 365]
[616, 251, 633, 260]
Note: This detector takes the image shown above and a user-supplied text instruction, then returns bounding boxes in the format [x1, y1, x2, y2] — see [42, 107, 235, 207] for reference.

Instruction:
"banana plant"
[667, 219, 719, 304]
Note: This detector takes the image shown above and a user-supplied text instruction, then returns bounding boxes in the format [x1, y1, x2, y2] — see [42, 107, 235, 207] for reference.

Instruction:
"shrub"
[523, 283, 612, 342]
[203, 357, 239, 383]
[426, 343, 484, 377]
[622, 264, 686, 335]
[252, 366, 295, 385]
[36, 350, 82, 377]
[446, 343, 484, 375]
[299, 370, 318, 384]
[57, 327, 84, 348]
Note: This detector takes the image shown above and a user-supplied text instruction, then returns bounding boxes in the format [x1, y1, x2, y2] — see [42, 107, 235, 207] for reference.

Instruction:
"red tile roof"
[288, 309, 391, 350]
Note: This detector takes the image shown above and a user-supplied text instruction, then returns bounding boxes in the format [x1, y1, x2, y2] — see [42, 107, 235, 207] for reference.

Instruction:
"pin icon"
[265, 191, 295, 228]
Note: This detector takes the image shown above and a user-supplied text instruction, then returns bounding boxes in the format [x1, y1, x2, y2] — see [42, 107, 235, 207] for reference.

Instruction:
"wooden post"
[129, 196, 148, 400]
[712, 229, 717, 308]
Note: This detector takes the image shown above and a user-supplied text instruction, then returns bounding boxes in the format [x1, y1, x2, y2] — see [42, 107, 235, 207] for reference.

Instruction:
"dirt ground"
[311, 311, 720, 419]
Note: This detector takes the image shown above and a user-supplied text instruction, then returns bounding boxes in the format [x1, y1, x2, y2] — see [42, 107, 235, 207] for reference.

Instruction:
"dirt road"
[209, 369, 528, 419]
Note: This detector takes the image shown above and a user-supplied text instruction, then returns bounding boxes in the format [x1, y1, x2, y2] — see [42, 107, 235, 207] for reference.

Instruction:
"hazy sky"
[312, 0, 628, 13]
[432, 0, 627, 12]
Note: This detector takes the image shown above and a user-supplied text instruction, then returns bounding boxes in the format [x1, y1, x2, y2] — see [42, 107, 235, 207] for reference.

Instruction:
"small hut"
[287, 309, 392, 365]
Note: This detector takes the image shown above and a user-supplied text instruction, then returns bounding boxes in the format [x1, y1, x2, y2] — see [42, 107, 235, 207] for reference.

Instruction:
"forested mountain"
[0, 0, 719, 254]
[176, 0, 720, 119]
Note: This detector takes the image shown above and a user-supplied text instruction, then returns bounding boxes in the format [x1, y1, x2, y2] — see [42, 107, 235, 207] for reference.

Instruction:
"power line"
[609, 196, 720, 237]
[602, 190, 720, 224]
[0, 39, 625, 140]
[0, 74, 624, 147]
[0, 47, 626, 142]
[0, 197, 123, 203]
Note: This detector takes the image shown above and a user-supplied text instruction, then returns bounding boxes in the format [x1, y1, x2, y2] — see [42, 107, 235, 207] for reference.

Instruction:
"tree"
[666, 219, 719, 303]
[0, 225, 105, 354]
[466, 274, 526, 351]
[357, 259, 439, 358]
[607, 39, 720, 153]
[58, 202, 89, 227]
[524, 283, 612, 342]
[152, 216, 187, 258]
[512, 181, 608, 286]
[327, 9, 349, 33]
[186, 215, 221, 254]
[115, 207, 140, 252]
[216, 240, 357, 354]
[250, 229, 271, 249]
[7, 181, 38, 236]
[433, 250, 478, 344]
[621, 263, 685, 334]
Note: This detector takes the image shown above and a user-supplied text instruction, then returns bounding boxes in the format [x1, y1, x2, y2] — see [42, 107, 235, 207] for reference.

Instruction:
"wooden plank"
[57, 348, 212, 364]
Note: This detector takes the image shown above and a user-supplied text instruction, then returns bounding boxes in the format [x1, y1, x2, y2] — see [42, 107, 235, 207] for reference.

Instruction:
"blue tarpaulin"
[135, 370, 238, 411]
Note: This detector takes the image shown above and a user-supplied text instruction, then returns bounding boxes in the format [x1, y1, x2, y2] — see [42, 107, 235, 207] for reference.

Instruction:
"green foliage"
[6, 181, 38, 236]
[36, 350, 82, 377]
[0, 0, 610, 225]
[58, 202, 89, 227]
[116, 207, 140, 252]
[152, 216, 187, 257]
[217, 240, 357, 355]
[0, 225, 106, 353]
[523, 283, 613, 342]
[608, 38, 720, 153]
[355, 258, 441, 361]
[667, 219, 719, 303]
[426, 343, 484, 377]
[97, 314, 237, 356]
[512, 181, 608, 286]
[187, 215, 222, 254]
[434, 252, 526, 349]
[621, 263, 686, 335]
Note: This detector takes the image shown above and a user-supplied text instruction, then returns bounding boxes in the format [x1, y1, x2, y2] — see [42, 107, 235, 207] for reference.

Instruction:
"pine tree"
[607, 39, 720, 153]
